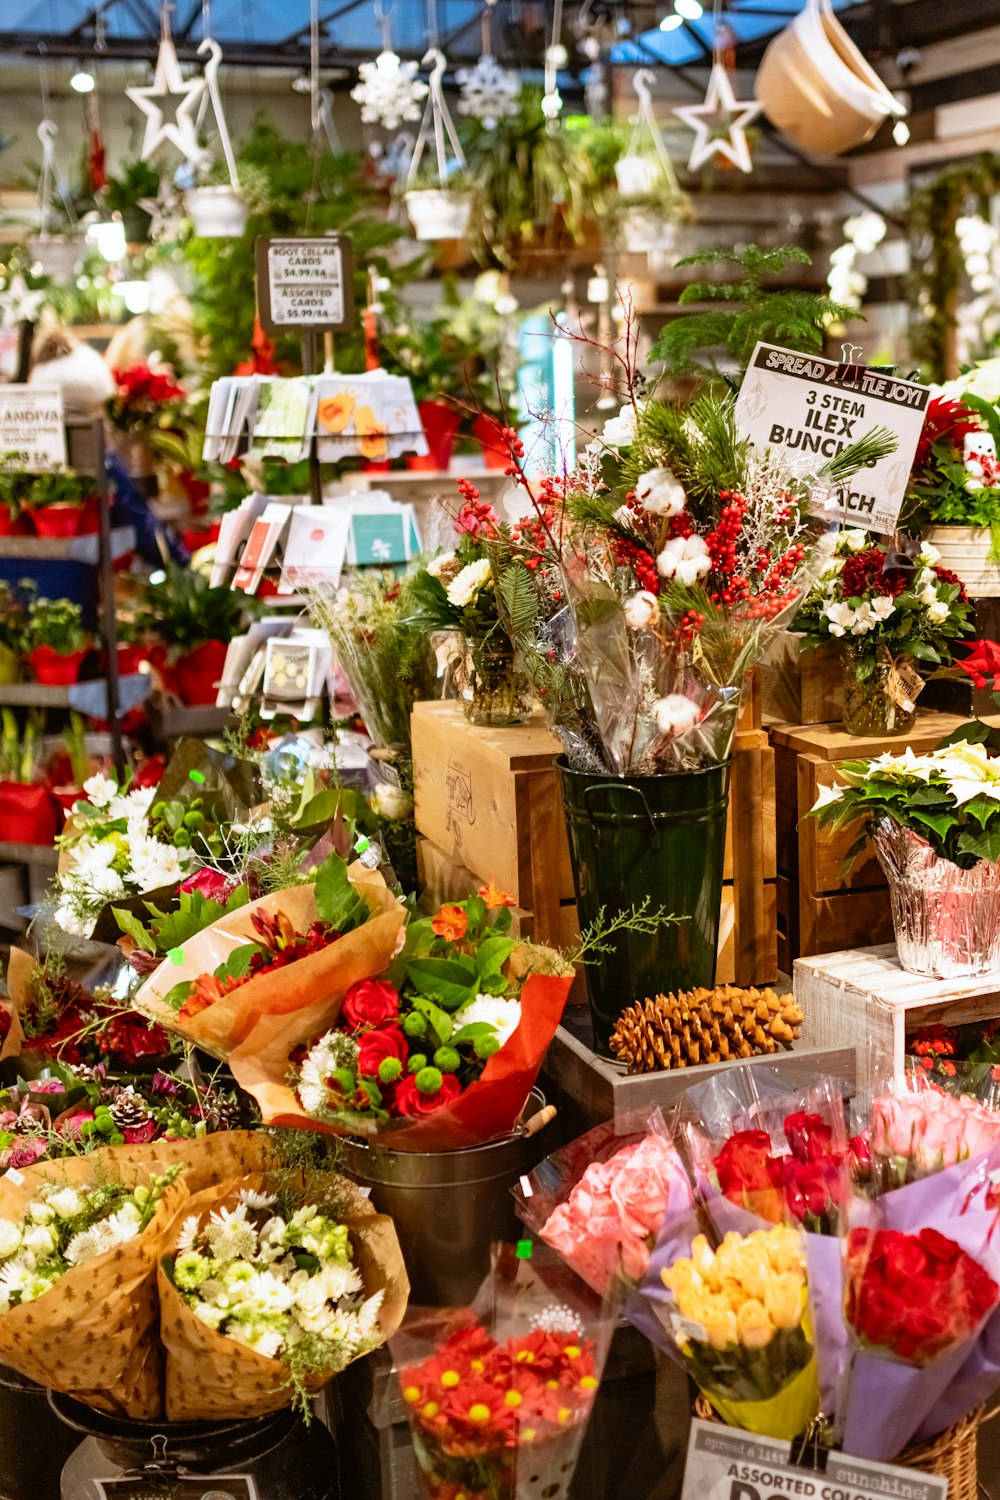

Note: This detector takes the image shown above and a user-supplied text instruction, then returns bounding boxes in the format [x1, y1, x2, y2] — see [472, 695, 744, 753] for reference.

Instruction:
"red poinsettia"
[958, 638, 1000, 692]
[913, 396, 983, 474]
[112, 363, 185, 409]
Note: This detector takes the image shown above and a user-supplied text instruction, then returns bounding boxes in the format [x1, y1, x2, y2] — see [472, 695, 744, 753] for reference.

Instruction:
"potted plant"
[808, 739, 1000, 978]
[792, 531, 973, 736]
[902, 394, 1000, 595]
[404, 162, 475, 243]
[0, 465, 30, 536]
[0, 708, 60, 845]
[0, 582, 30, 685]
[135, 564, 250, 705]
[103, 160, 161, 244]
[23, 470, 99, 538]
[24, 595, 91, 685]
[382, 295, 486, 470]
[183, 159, 261, 239]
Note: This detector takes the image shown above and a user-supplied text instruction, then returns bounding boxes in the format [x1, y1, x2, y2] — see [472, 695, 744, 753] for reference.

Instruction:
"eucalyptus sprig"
[566, 899, 682, 967]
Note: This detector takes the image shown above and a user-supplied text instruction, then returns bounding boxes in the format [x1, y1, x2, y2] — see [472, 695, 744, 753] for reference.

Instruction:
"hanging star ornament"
[126, 34, 206, 162]
[0, 275, 46, 329]
[673, 61, 761, 174]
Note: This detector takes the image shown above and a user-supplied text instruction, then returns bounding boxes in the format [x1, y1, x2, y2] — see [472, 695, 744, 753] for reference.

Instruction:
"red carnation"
[394, 1071, 462, 1117]
[356, 1024, 409, 1078]
[341, 979, 400, 1029]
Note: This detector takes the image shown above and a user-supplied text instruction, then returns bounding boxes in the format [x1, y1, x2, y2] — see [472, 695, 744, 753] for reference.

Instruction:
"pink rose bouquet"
[871, 1084, 1000, 1190]
[514, 1114, 689, 1297]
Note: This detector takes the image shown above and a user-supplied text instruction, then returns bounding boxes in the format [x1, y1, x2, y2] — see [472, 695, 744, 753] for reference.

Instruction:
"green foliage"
[649, 244, 856, 378]
[313, 853, 370, 932]
[104, 160, 161, 215]
[135, 563, 253, 655]
[24, 595, 88, 654]
[906, 154, 1000, 381]
[113, 884, 251, 957]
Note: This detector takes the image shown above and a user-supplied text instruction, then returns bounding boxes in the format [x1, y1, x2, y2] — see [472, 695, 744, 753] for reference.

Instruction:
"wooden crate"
[544, 1007, 856, 1128]
[761, 634, 842, 726]
[796, 943, 1000, 1099]
[773, 712, 973, 965]
[412, 700, 777, 987]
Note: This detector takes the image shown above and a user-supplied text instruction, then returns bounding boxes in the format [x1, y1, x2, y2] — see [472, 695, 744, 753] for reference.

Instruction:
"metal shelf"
[0, 526, 134, 564]
[0, 841, 58, 868]
[149, 701, 234, 739]
[0, 674, 152, 716]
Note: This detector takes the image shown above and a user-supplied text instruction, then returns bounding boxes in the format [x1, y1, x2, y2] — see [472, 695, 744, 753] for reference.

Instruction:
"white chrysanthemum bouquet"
[158, 1172, 409, 1420]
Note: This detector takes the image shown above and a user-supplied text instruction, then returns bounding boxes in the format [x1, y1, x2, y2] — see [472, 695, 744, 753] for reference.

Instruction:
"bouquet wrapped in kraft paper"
[133, 860, 406, 1059]
[0, 1149, 188, 1418]
[88, 1129, 277, 1197]
[157, 1170, 409, 1420]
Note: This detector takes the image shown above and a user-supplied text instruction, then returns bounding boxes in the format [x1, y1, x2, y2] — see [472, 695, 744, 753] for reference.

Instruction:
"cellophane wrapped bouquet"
[230, 884, 575, 1151]
[392, 1243, 614, 1500]
[488, 387, 897, 773]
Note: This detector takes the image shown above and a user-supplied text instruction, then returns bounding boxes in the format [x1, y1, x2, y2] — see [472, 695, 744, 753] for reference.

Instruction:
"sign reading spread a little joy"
[734, 343, 931, 534]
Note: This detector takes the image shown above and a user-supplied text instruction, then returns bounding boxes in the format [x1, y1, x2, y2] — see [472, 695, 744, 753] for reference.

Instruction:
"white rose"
[623, 590, 660, 630]
[656, 534, 711, 587]
[371, 783, 412, 821]
[0, 1221, 20, 1259]
[445, 558, 492, 608]
[634, 466, 686, 518]
[28, 1202, 55, 1225]
[918, 583, 938, 606]
[840, 529, 869, 553]
[600, 403, 640, 449]
[45, 1188, 85, 1221]
[927, 599, 950, 624]
[653, 694, 701, 736]
[21, 1224, 58, 1260]
[918, 541, 941, 566]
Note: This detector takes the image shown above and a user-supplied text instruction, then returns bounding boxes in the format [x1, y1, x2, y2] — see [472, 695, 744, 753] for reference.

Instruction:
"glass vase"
[461, 634, 533, 727]
[841, 655, 916, 737]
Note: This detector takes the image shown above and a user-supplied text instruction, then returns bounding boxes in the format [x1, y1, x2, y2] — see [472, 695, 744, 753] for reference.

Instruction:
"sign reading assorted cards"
[255, 235, 354, 334]
[681, 1421, 945, 1500]
[735, 343, 930, 534]
[0, 385, 67, 471]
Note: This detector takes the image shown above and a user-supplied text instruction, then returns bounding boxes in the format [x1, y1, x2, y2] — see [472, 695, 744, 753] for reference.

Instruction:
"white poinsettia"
[810, 783, 843, 812]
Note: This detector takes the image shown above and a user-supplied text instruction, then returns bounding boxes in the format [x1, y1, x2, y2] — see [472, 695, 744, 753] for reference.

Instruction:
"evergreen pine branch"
[495, 561, 540, 637]
[819, 425, 898, 484]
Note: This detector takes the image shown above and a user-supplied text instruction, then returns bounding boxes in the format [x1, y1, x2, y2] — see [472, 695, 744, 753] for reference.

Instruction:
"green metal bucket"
[558, 755, 732, 1056]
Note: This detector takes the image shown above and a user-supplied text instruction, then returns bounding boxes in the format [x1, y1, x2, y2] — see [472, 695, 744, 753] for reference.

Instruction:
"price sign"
[255, 235, 354, 333]
[95, 1477, 259, 1500]
[681, 1421, 946, 1500]
[0, 385, 67, 471]
[734, 343, 930, 534]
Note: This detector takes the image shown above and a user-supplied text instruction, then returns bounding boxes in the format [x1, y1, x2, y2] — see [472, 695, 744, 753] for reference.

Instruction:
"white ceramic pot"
[621, 208, 676, 256]
[614, 155, 659, 197]
[922, 525, 1000, 598]
[404, 189, 472, 242]
[756, 0, 905, 156]
[184, 187, 249, 238]
[25, 234, 86, 281]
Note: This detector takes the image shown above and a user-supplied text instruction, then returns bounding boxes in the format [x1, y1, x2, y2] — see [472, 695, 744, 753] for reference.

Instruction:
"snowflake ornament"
[352, 51, 428, 130]
[456, 54, 519, 128]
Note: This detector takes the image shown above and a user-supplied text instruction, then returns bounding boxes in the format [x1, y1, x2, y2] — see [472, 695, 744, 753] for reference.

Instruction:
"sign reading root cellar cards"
[0, 384, 66, 471]
[681, 1421, 946, 1500]
[255, 235, 354, 333]
[734, 343, 930, 533]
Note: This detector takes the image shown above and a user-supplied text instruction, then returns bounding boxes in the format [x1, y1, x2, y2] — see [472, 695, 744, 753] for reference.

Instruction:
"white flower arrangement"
[170, 1196, 384, 1379]
[445, 558, 493, 608]
[0, 1171, 178, 1310]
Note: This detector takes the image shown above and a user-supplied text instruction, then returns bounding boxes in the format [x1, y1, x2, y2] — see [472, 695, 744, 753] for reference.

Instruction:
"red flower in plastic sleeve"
[846, 1227, 998, 1362]
[784, 1110, 835, 1163]
[431, 905, 468, 942]
[180, 867, 231, 901]
[5, 1138, 48, 1170]
[356, 1024, 409, 1078]
[713, 1130, 785, 1220]
[341, 979, 400, 1029]
[394, 1071, 462, 1117]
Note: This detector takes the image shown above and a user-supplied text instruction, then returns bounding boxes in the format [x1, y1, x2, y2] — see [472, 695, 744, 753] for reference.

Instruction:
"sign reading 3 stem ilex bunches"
[734, 342, 930, 534]
[681, 1421, 946, 1500]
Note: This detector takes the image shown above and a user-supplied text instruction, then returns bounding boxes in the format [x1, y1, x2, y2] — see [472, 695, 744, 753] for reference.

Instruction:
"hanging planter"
[621, 208, 677, 256]
[614, 73, 689, 258]
[184, 185, 249, 238]
[756, 0, 906, 156]
[403, 49, 472, 243]
[25, 233, 86, 281]
[614, 154, 659, 197]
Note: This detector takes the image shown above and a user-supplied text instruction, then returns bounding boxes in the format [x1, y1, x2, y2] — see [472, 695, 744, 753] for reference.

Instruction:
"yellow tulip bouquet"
[660, 1226, 820, 1439]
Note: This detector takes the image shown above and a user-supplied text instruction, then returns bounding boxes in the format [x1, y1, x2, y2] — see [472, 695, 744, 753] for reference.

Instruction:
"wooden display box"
[761, 634, 843, 726]
[796, 943, 1000, 1099]
[412, 700, 778, 989]
[543, 1007, 856, 1130]
[772, 712, 974, 970]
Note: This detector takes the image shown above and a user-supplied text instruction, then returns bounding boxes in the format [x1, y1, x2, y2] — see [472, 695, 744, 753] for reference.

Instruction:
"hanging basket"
[621, 208, 677, 256]
[404, 188, 472, 242]
[615, 155, 660, 197]
[184, 186, 249, 238]
[25, 233, 86, 281]
[756, 0, 905, 155]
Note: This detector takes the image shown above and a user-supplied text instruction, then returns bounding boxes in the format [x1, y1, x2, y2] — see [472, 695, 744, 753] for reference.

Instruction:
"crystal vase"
[842, 655, 916, 737]
[873, 818, 1000, 978]
[460, 634, 533, 727]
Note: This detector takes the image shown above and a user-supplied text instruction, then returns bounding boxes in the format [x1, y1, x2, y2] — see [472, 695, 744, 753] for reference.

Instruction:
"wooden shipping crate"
[413, 700, 778, 987]
[772, 712, 972, 966]
[761, 634, 843, 726]
[796, 943, 1000, 1100]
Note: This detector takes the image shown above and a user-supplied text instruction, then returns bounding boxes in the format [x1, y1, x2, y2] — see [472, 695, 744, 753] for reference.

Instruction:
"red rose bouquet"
[391, 1243, 613, 1500]
[133, 856, 405, 1060]
[229, 886, 575, 1151]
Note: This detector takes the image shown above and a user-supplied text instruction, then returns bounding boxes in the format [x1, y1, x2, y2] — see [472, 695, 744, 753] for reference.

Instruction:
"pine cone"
[108, 1087, 153, 1131]
[609, 985, 804, 1075]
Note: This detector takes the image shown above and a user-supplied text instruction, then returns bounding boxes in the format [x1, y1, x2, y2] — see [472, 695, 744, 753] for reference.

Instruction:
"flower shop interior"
[6, 0, 1000, 1496]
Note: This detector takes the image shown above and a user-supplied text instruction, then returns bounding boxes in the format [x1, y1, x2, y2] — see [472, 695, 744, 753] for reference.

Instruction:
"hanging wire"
[425, 0, 440, 53]
[480, 0, 497, 58]
[374, 0, 394, 54]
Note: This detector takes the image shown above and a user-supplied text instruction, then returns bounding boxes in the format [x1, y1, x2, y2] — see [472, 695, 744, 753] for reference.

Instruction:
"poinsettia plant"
[902, 393, 1000, 556]
[106, 362, 186, 434]
[808, 741, 1000, 870]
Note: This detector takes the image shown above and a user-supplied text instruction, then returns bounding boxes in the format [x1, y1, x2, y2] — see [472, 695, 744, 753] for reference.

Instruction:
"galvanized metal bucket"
[338, 1089, 554, 1305]
[52, 1393, 340, 1500]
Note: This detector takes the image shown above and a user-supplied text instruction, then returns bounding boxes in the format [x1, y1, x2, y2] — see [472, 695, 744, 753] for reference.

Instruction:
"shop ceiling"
[0, 0, 998, 99]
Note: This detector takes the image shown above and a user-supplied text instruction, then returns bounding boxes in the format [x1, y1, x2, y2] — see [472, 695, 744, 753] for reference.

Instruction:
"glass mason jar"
[841, 653, 916, 737]
[461, 633, 533, 727]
